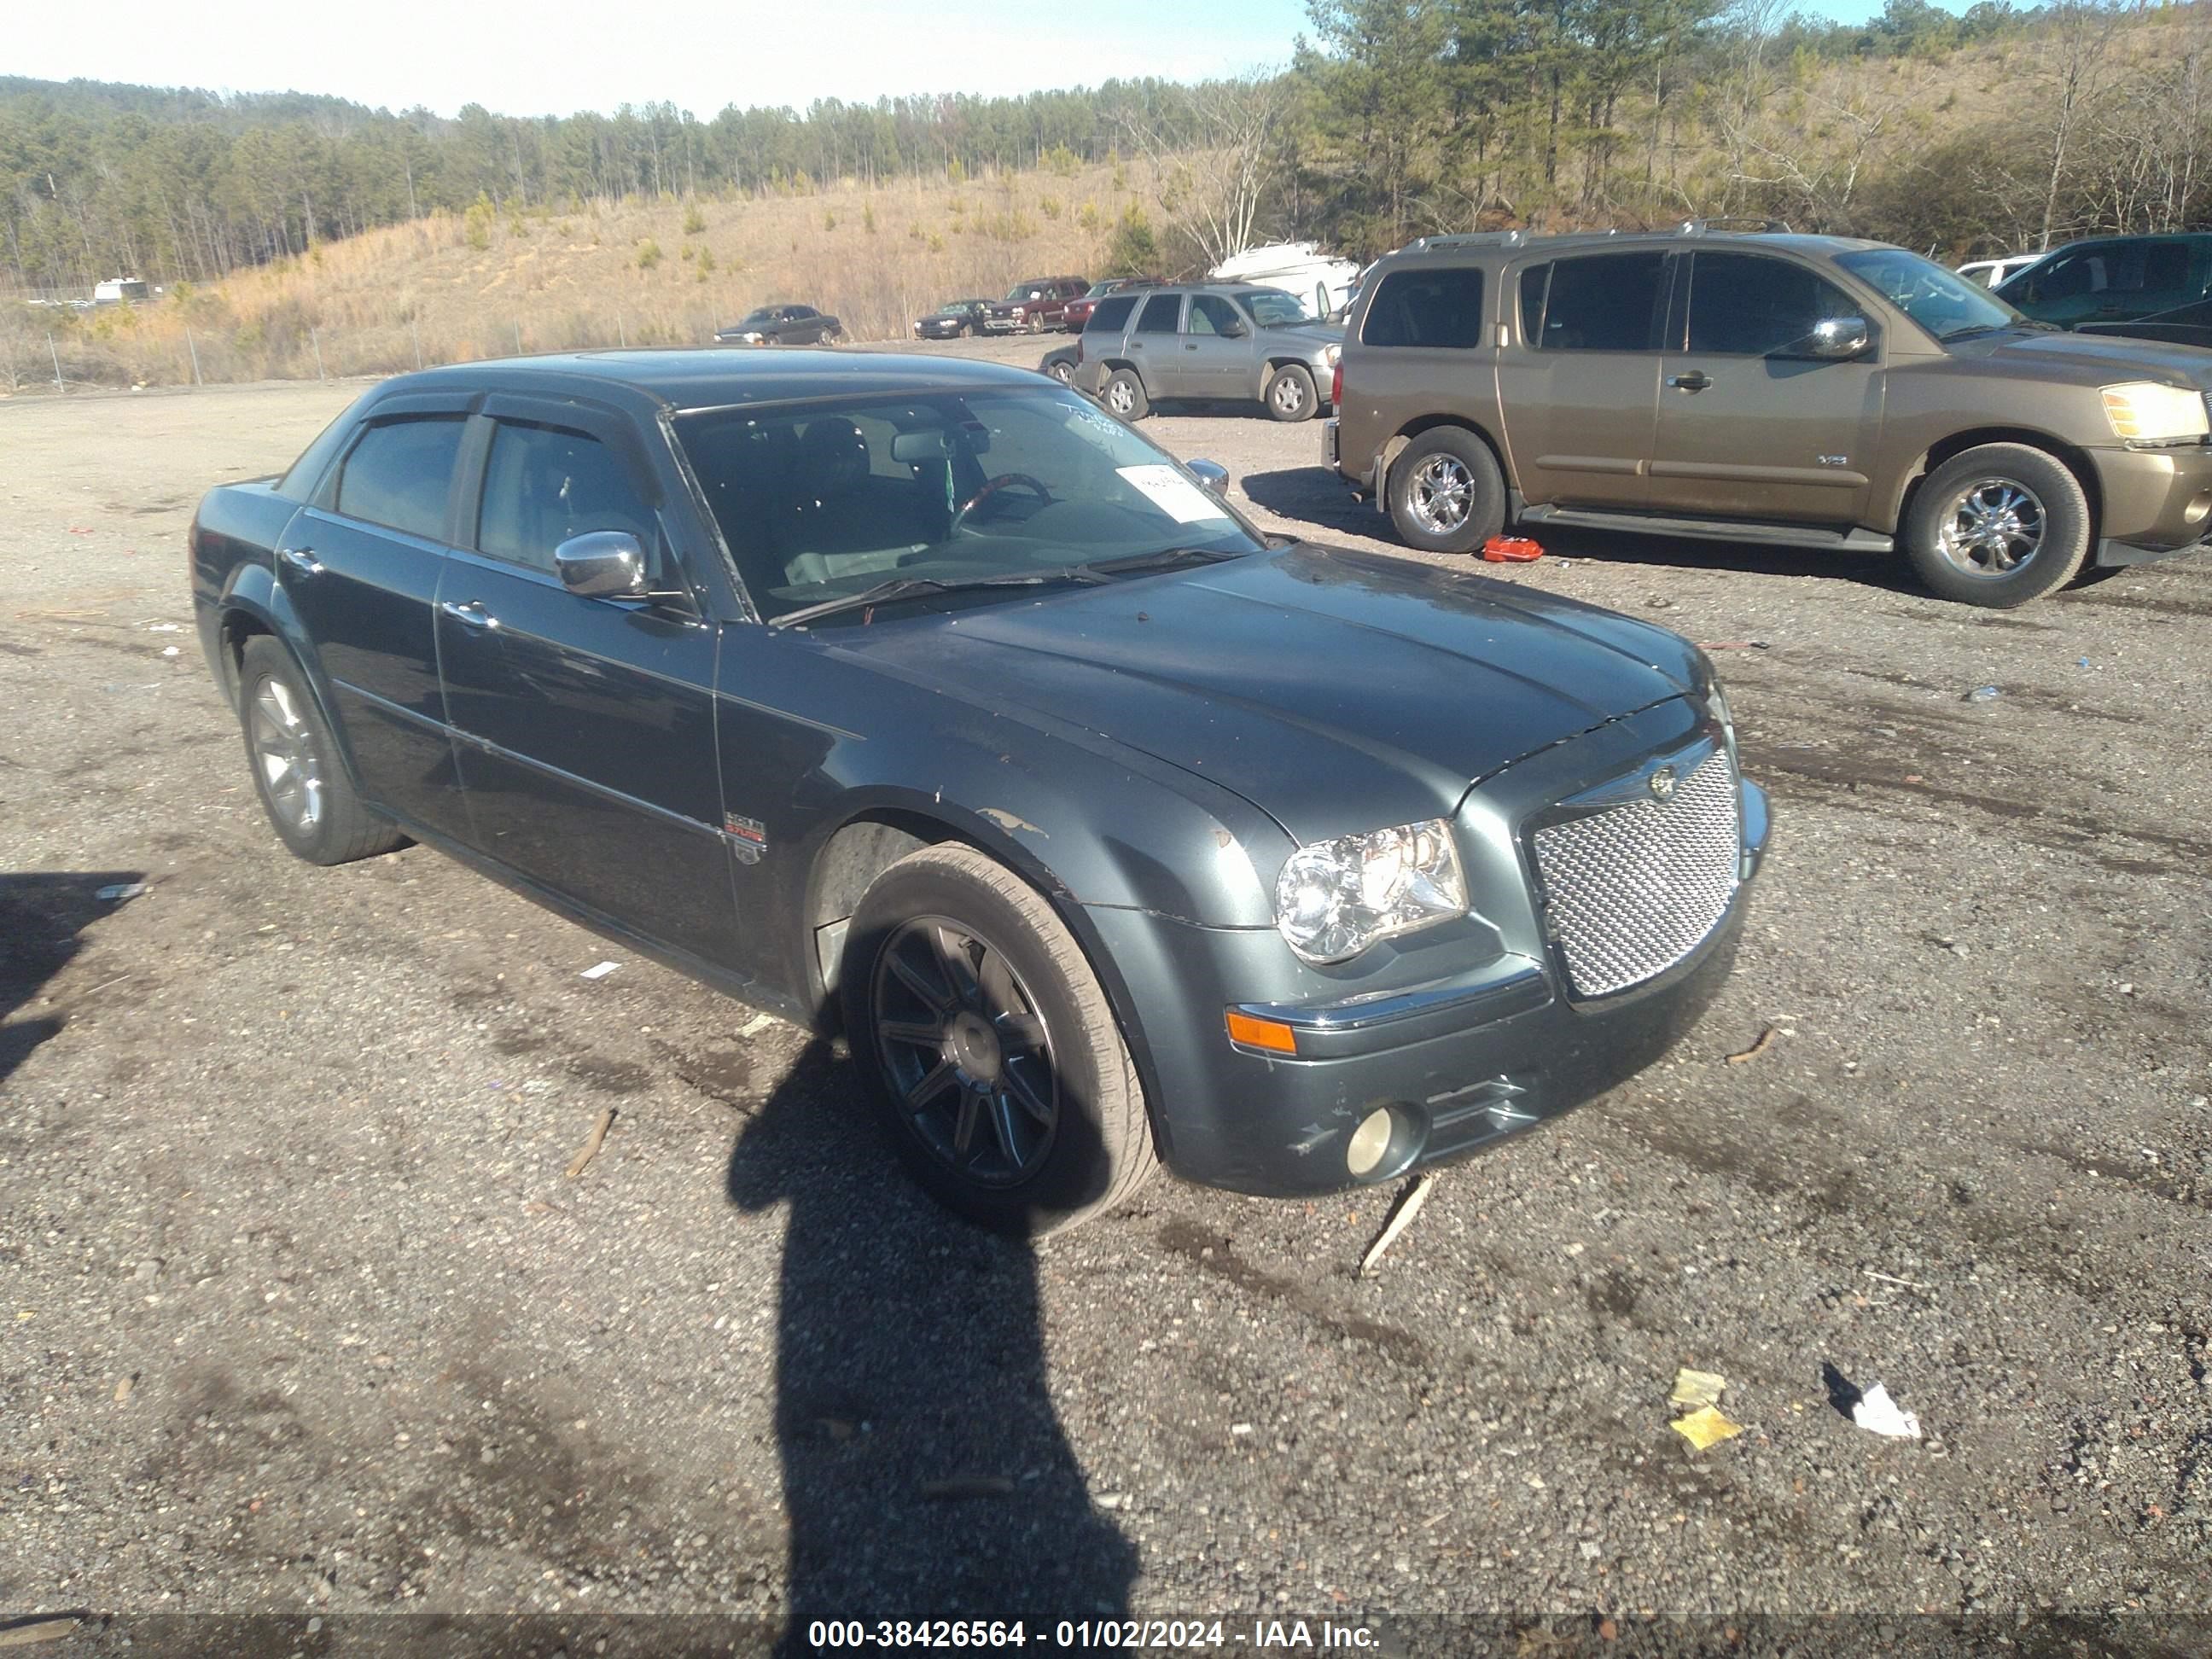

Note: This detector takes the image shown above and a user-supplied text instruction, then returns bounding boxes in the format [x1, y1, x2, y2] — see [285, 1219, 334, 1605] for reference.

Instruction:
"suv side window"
[1519, 263, 1551, 343]
[1185, 294, 1243, 336]
[1086, 294, 1139, 334]
[476, 421, 655, 574]
[1363, 267, 1487, 348]
[1686, 253, 1857, 356]
[1532, 252, 1668, 352]
[1134, 294, 1183, 335]
[334, 415, 465, 541]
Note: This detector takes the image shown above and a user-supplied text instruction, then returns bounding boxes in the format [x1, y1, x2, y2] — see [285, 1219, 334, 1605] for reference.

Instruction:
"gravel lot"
[3, 352, 2209, 1650]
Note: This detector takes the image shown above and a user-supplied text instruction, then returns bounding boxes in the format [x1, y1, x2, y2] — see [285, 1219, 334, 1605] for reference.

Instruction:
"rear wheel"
[1903, 443, 2093, 606]
[237, 636, 405, 865]
[1102, 369, 1150, 422]
[1045, 358, 1076, 386]
[1387, 428, 1507, 554]
[840, 845, 1157, 1235]
[1266, 363, 1318, 422]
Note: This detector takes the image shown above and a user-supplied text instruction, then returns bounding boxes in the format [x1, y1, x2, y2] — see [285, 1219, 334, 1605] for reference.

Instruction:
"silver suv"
[1078, 284, 1343, 422]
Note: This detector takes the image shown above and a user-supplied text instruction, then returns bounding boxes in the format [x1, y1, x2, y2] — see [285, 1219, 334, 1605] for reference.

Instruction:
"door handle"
[439, 598, 500, 631]
[276, 544, 323, 575]
[1667, 371, 1713, 393]
[1184, 343, 1200, 352]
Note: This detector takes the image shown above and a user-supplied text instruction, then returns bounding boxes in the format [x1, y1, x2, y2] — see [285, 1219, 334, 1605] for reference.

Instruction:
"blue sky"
[15, 0, 1950, 120]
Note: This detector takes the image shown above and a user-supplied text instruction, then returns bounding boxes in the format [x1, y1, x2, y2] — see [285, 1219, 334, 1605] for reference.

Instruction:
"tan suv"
[1328, 226, 2212, 605]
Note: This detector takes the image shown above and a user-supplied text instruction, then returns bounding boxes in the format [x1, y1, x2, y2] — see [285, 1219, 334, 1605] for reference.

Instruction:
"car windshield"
[677, 386, 1266, 625]
[736, 309, 776, 327]
[937, 302, 975, 314]
[1003, 283, 1033, 301]
[1835, 249, 2024, 341]
[1237, 288, 1316, 326]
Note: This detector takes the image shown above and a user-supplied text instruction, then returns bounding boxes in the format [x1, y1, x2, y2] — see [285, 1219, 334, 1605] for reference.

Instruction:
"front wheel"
[1902, 443, 2093, 606]
[1045, 358, 1076, 386]
[840, 845, 1158, 1235]
[1266, 363, 1318, 422]
[1387, 427, 1507, 554]
[236, 636, 405, 865]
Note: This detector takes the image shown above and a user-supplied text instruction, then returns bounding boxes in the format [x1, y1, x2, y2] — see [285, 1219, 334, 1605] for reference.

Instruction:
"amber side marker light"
[1225, 1010, 1298, 1055]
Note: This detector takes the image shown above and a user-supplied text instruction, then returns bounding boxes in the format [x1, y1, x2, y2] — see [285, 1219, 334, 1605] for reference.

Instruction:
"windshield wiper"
[771, 571, 1080, 629]
[1937, 323, 2012, 343]
[1067, 546, 1242, 582]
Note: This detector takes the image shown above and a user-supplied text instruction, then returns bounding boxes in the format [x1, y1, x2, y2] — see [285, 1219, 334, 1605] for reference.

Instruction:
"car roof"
[1382, 229, 1897, 265]
[373, 349, 1051, 415]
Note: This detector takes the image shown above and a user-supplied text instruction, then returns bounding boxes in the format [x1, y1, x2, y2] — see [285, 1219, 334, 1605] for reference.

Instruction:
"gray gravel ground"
[2, 356, 2209, 1650]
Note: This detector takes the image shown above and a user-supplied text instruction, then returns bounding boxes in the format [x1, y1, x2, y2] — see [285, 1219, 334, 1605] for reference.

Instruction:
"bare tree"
[2037, 0, 2128, 250]
[1117, 71, 1289, 267]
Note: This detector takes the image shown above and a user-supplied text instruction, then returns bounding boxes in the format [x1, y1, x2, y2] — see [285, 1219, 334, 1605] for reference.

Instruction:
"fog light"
[1346, 1108, 1394, 1177]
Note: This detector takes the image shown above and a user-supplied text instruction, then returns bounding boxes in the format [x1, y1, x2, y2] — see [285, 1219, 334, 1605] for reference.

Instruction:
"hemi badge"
[724, 814, 767, 864]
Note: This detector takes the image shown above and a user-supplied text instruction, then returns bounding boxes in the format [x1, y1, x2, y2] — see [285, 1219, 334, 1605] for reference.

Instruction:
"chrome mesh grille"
[1530, 749, 1742, 998]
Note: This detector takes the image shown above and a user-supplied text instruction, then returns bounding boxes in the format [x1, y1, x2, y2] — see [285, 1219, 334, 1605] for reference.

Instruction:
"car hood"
[1261, 321, 1345, 349]
[835, 545, 1704, 842]
[1958, 326, 2212, 383]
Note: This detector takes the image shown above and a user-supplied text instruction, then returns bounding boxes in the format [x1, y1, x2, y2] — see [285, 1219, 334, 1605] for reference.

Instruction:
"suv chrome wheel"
[1408, 453, 1476, 535]
[1935, 478, 2046, 576]
[249, 677, 324, 835]
[1271, 375, 1308, 416]
[1105, 379, 1136, 415]
[872, 916, 1058, 1189]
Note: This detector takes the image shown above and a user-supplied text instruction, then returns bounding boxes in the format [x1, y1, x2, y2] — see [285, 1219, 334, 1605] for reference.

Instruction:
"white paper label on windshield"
[1117, 463, 1232, 524]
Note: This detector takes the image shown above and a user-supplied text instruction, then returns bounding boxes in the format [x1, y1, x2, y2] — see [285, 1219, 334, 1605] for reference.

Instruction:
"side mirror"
[1187, 458, 1231, 495]
[555, 530, 650, 598]
[1799, 316, 1871, 359]
[1221, 318, 1249, 339]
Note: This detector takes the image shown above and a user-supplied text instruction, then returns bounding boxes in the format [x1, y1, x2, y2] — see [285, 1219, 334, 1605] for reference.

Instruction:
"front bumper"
[1088, 777, 1770, 1197]
[2091, 443, 2212, 565]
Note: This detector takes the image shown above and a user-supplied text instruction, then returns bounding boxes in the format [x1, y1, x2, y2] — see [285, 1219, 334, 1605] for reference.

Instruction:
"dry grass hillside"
[5, 158, 1176, 391]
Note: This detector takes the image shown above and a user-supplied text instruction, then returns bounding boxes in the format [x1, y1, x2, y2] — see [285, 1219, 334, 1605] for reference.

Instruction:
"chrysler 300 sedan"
[189, 350, 1769, 1232]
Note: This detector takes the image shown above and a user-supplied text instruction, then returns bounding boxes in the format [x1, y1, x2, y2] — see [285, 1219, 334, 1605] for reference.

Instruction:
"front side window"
[475, 422, 655, 573]
[1134, 294, 1182, 335]
[1362, 267, 1487, 349]
[1686, 253, 1857, 356]
[1532, 252, 1668, 352]
[333, 415, 465, 541]
[1185, 294, 1244, 336]
[677, 387, 1265, 624]
[1839, 247, 2019, 341]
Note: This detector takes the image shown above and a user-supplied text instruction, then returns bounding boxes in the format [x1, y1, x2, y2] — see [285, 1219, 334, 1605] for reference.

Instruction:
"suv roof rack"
[1677, 217, 1794, 235]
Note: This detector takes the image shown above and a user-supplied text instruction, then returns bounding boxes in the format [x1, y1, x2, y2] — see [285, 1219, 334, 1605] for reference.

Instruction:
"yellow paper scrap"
[1670, 1367, 1727, 1409]
[1670, 1406, 1743, 1451]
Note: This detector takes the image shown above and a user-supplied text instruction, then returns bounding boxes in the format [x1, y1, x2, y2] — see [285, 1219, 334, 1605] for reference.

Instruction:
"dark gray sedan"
[188, 351, 1767, 1233]
[716, 304, 842, 346]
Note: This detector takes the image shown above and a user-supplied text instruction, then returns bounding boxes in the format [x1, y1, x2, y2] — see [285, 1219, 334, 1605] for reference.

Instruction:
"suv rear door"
[1495, 250, 1670, 510]
[1647, 248, 1881, 526]
[1127, 290, 1187, 395]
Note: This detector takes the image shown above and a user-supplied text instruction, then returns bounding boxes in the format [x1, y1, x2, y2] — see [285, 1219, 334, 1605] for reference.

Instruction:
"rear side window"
[1134, 294, 1182, 334]
[1362, 267, 1487, 348]
[1086, 294, 1139, 333]
[1532, 252, 1668, 352]
[1686, 253, 1857, 356]
[334, 416, 464, 540]
[475, 421, 655, 573]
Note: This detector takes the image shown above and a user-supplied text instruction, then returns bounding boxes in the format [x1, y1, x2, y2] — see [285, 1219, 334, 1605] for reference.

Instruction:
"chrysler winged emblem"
[1647, 765, 1679, 803]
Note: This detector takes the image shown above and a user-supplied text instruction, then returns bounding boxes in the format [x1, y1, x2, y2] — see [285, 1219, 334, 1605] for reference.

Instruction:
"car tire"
[1265, 363, 1318, 423]
[1387, 428, 1507, 554]
[236, 636, 405, 866]
[1102, 369, 1150, 422]
[1903, 443, 2093, 607]
[1045, 358, 1075, 386]
[840, 843, 1158, 1236]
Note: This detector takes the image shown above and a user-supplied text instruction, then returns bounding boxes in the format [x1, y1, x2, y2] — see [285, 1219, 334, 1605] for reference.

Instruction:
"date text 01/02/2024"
[805, 1619, 1382, 1649]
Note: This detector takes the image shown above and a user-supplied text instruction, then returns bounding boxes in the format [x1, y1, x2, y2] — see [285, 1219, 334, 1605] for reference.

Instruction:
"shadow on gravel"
[1239, 465, 1923, 592]
[0, 870, 144, 1088]
[725, 1040, 1133, 1649]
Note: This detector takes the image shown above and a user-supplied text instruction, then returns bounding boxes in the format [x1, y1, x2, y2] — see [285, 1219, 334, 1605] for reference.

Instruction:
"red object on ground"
[1481, 536, 1543, 563]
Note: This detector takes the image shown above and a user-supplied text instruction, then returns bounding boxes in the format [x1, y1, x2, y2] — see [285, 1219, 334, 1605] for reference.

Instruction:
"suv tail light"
[1330, 361, 1342, 408]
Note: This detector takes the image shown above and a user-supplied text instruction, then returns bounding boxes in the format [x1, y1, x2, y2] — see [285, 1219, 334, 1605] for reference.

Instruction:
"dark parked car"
[1037, 342, 1079, 385]
[2077, 295, 2212, 352]
[1062, 276, 1165, 333]
[914, 299, 992, 341]
[1995, 233, 2212, 329]
[716, 304, 842, 346]
[984, 276, 1088, 334]
[189, 350, 1767, 1233]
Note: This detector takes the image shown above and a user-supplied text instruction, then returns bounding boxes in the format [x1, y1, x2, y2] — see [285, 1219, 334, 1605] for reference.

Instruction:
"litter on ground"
[1850, 1382, 1923, 1441]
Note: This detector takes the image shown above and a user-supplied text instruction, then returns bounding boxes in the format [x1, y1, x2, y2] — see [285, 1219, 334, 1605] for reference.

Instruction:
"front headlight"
[2101, 381, 2209, 442]
[1273, 819, 1467, 964]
